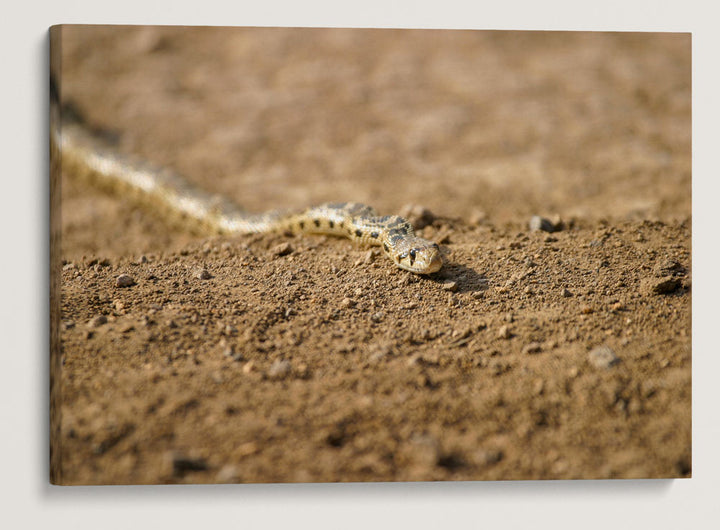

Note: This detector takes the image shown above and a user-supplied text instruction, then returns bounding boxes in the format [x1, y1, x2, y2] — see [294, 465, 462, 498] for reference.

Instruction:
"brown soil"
[51, 26, 691, 484]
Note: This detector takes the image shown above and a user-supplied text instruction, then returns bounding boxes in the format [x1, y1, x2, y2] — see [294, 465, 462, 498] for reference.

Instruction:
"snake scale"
[51, 91, 443, 274]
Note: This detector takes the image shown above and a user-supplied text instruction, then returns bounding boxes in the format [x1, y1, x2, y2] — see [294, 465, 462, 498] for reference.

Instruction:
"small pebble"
[366, 351, 385, 366]
[236, 441, 259, 457]
[219, 339, 242, 361]
[242, 361, 255, 374]
[195, 268, 212, 280]
[340, 298, 356, 308]
[468, 209, 487, 226]
[654, 259, 684, 277]
[588, 345, 619, 369]
[399, 204, 436, 229]
[533, 379, 545, 395]
[271, 242, 294, 257]
[88, 315, 107, 328]
[216, 464, 240, 483]
[267, 359, 292, 380]
[441, 281, 458, 292]
[295, 362, 311, 379]
[561, 288, 572, 298]
[529, 216, 555, 233]
[171, 454, 208, 476]
[522, 342, 542, 355]
[646, 276, 682, 295]
[115, 274, 135, 288]
[371, 312, 385, 323]
[497, 325, 512, 339]
[475, 448, 504, 466]
[406, 354, 420, 367]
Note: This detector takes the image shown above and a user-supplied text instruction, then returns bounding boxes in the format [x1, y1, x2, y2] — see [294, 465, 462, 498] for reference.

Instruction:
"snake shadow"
[424, 260, 488, 294]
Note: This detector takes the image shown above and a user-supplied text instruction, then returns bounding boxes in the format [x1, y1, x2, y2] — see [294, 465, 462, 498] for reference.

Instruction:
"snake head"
[393, 238, 443, 274]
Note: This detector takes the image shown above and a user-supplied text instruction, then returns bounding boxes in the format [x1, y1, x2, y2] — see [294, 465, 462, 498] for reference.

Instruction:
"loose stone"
[340, 297, 356, 308]
[115, 274, 135, 288]
[399, 203, 436, 229]
[216, 464, 240, 483]
[441, 281, 458, 292]
[588, 345, 619, 369]
[468, 209, 487, 226]
[88, 315, 107, 328]
[271, 242, 294, 257]
[522, 342, 542, 355]
[497, 325, 512, 339]
[267, 359, 292, 380]
[219, 339, 242, 361]
[529, 216, 556, 233]
[242, 361, 255, 374]
[195, 268, 212, 280]
[645, 276, 682, 295]
[171, 454, 209, 476]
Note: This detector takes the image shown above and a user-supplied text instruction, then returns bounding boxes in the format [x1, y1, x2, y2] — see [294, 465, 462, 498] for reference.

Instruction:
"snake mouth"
[422, 253, 443, 274]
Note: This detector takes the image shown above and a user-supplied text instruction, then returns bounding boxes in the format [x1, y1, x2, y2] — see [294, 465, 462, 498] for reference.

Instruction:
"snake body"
[52, 101, 443, 274]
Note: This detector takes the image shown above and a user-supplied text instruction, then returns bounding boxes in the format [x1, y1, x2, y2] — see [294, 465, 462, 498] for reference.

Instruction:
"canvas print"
[50, 26, 691, 485]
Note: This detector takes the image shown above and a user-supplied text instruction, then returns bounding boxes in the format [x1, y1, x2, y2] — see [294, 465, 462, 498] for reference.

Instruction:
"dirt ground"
[50, 26, 691, 484]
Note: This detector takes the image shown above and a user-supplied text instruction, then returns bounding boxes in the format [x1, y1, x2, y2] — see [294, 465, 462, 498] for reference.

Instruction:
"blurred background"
[56, 26, 690, 257]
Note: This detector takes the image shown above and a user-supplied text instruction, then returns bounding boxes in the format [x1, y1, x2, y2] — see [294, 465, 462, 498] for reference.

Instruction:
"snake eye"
[409, 249, 416, 260]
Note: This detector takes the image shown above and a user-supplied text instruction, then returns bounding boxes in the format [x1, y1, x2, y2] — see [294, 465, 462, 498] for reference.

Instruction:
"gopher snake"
[51, 94, 443, 274]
